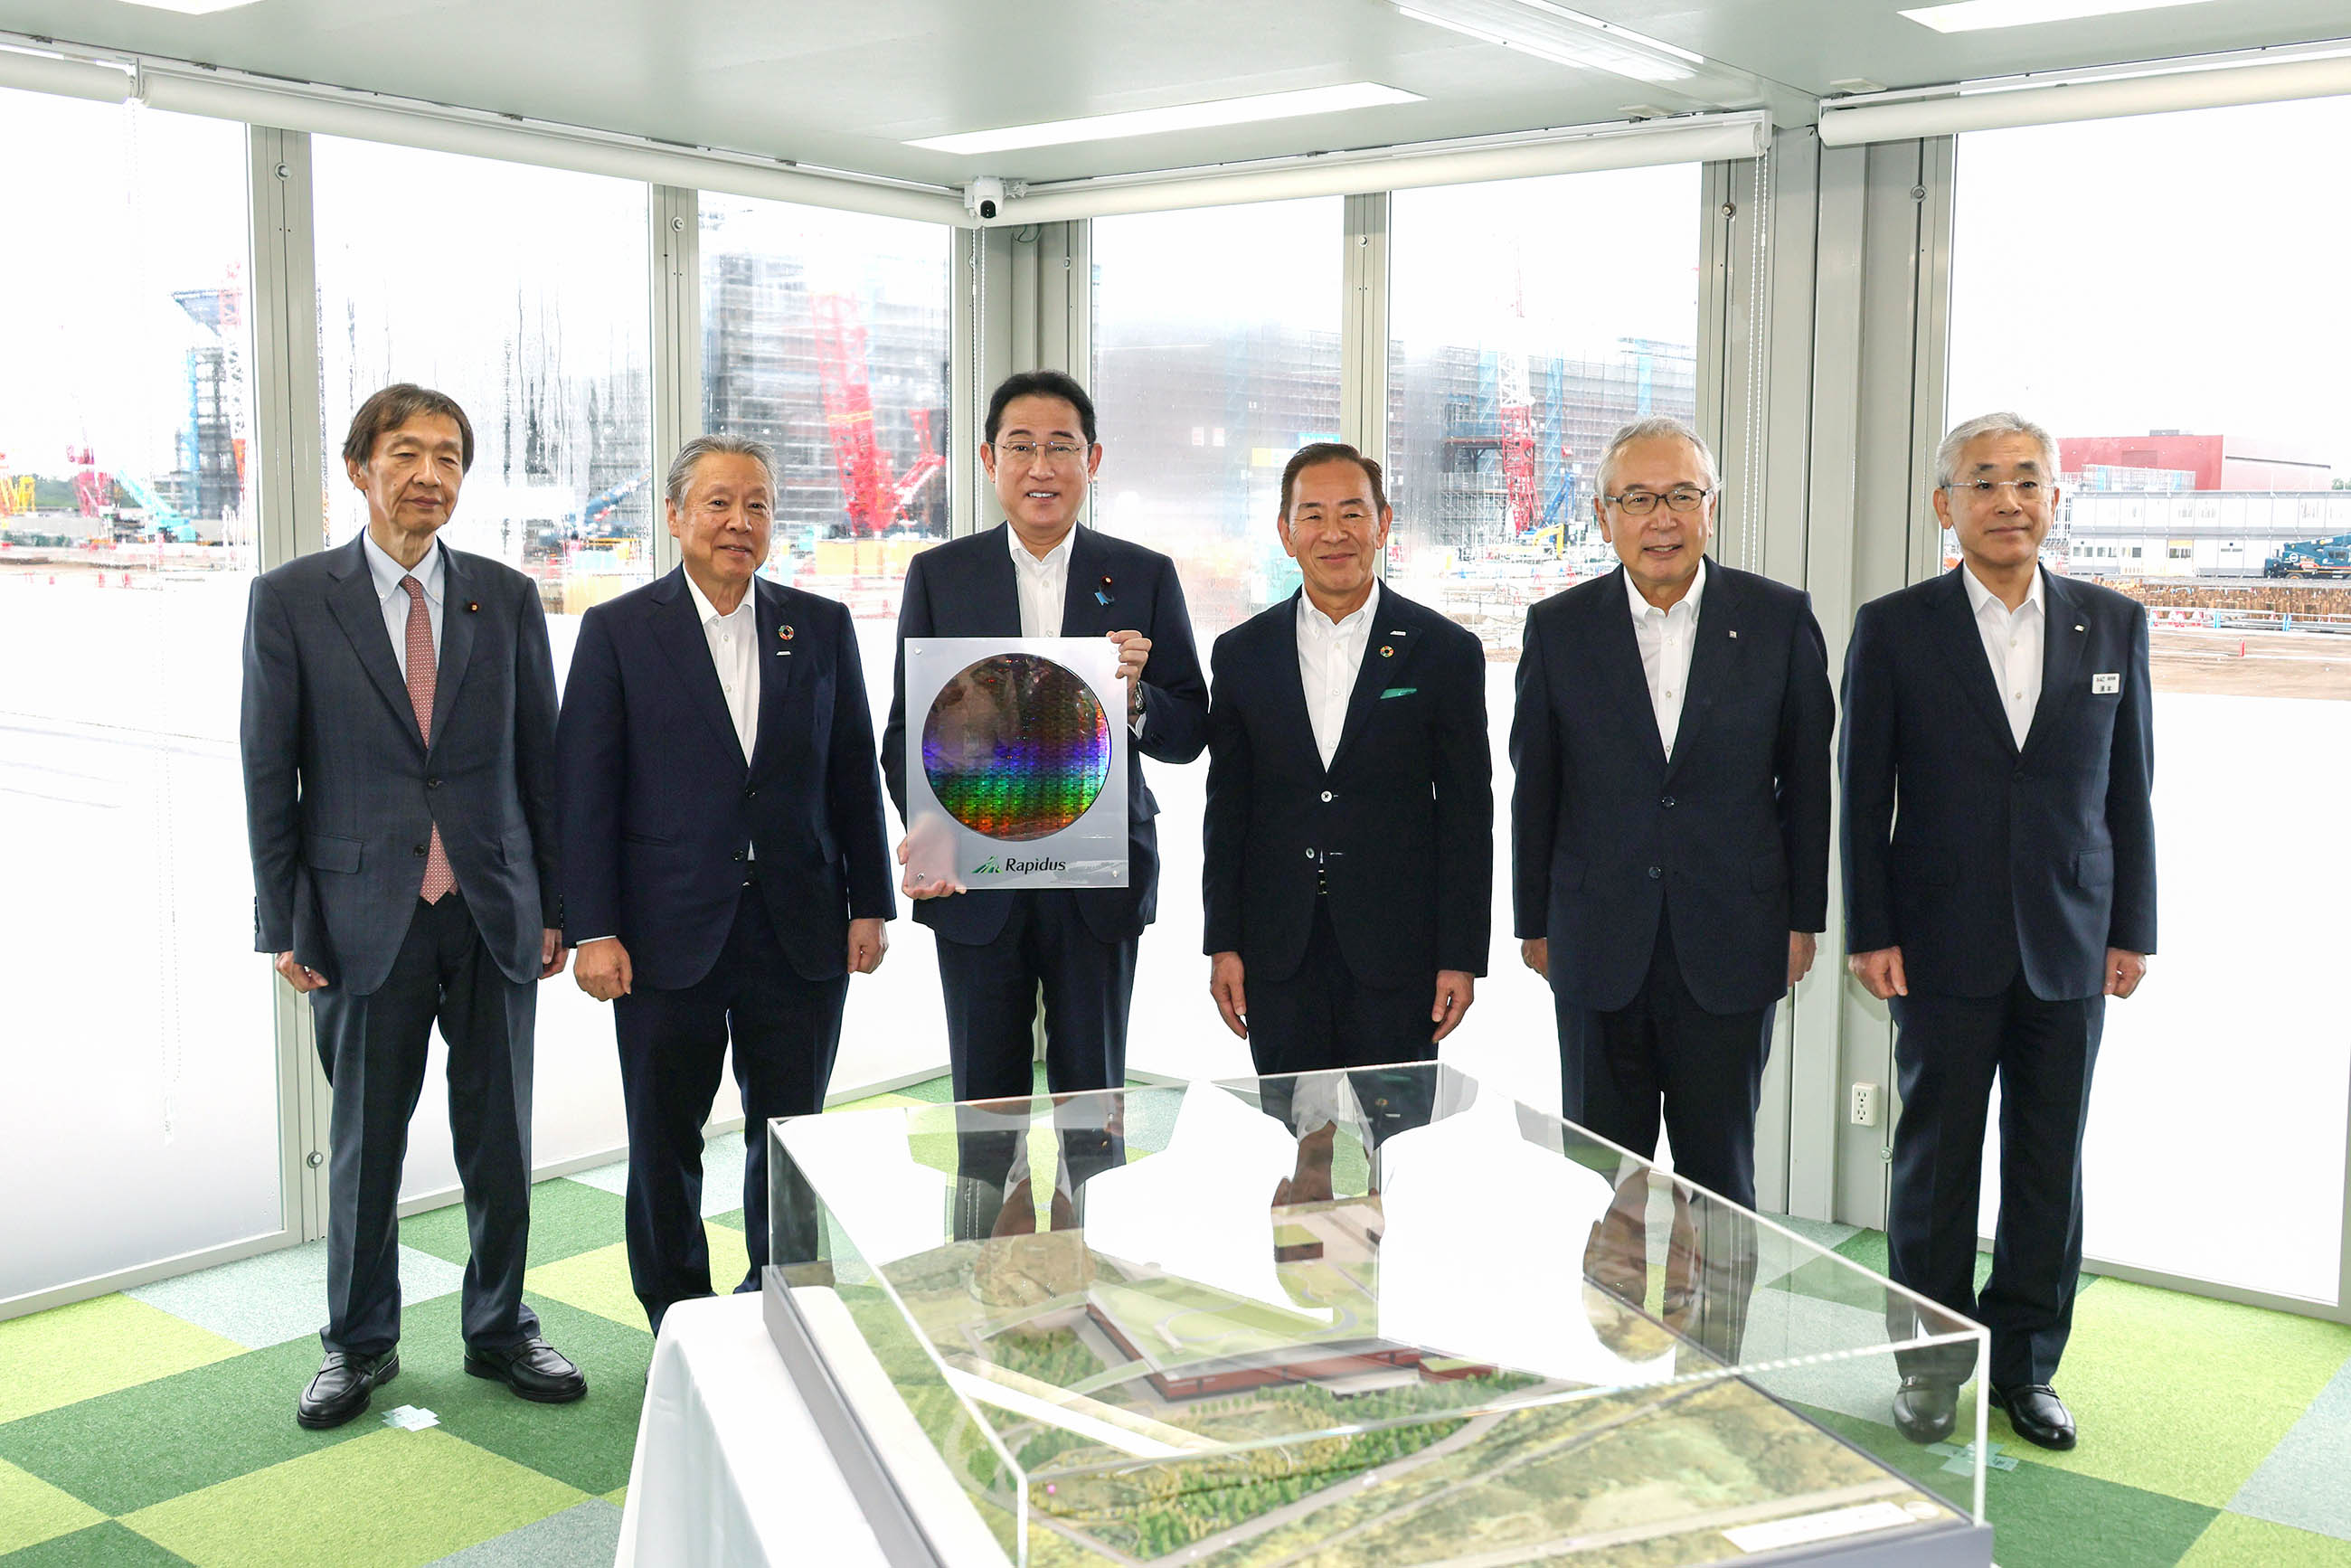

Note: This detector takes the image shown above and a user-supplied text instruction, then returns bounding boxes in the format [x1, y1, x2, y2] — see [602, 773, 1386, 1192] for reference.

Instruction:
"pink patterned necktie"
[401, 576, 455, 903]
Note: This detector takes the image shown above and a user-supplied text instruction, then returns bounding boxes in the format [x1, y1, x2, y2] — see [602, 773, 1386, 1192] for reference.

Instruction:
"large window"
[701, 193, 954, 1093]
[313, 138, 655, 1200]
[1387, 166, 1704, 1111]
[0, 94, 277, 1303]
[1091, 198, 1345, 1079]
[1092, 198, 1345, 641]
[1388, 166, 1702, 658]
[1948, 98, 2351, 1303]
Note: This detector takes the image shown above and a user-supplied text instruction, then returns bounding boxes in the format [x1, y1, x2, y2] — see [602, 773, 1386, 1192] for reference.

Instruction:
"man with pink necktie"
[241, 384, 582, 1431]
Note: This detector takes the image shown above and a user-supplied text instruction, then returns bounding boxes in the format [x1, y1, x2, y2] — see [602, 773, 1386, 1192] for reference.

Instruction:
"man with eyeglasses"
[1843, 411, 2155, 1453]
[881, 370, 1207, 1232]
[1511, 415, 1833, 1223]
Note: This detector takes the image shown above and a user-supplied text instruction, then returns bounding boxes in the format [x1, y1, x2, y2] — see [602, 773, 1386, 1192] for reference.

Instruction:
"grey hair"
[1937, 411, 2060, 488]
[1597, 416, 1719, 497]
[664, 433, 778, 510]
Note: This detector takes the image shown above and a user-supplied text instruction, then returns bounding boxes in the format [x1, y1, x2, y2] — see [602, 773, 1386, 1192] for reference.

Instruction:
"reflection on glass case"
[764, 1065, 1993, 1567]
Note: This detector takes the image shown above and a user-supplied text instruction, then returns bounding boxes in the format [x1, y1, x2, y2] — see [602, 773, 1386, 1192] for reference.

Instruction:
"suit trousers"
[614, 887, 846, 1335]
[309, 893, 538, 1357]
[937, 890, 1133, 1237]
[1247, 901, 1439, 1149]
[1887, 978, 2104, 1390]
[1555, 910, 1775, 1210]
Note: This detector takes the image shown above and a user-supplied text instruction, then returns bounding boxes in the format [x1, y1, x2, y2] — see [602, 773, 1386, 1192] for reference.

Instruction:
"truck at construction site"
[2264, 534, 2351, 578]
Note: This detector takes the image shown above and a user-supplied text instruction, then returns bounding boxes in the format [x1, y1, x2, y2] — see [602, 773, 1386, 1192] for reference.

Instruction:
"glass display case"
[763, 1065, 1992, 1567]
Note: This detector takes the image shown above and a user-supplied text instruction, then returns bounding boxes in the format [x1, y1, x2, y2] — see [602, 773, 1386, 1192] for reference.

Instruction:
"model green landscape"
[827, 1195, 1964, 1567]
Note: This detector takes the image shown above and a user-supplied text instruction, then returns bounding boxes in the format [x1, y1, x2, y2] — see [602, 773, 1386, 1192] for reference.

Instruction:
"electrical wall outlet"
[1850, 1082, 1881, 1128]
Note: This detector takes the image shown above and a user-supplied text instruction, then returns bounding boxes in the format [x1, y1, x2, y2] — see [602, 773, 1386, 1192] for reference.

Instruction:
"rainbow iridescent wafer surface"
[921, 653, 1112, 843]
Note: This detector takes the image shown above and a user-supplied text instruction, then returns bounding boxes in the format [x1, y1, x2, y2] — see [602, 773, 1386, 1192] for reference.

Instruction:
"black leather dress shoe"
[1993, 1384, 2077, 1450]
[297, 1348, 399, 1430]
[1892, 1375, 1959, 1444]
[465, 1337, 587, 1403]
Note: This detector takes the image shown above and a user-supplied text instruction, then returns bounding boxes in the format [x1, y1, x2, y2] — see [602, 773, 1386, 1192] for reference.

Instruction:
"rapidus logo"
[972, 855, 1065, 874]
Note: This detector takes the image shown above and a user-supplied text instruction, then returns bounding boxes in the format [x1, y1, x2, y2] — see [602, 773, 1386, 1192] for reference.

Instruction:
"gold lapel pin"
[466, 600, 479, 613]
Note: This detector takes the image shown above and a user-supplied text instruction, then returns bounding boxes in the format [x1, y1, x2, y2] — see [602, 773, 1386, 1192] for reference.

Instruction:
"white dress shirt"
[1007, 524, 1147, 736]
[1625, 558, 1705, 761]
[1297, 581, 1380, 770]
[1960, 562, 2044, 750]
[684, 572, 760, 765]
[361, 529, 444, 681]
[1008, 526, 1073, 638]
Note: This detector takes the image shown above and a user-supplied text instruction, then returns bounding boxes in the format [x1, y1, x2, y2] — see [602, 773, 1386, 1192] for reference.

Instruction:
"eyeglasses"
[1605, 485, 1714, 515]
[996, 440, 1090, 466]
[1942, 478, 2047, 500]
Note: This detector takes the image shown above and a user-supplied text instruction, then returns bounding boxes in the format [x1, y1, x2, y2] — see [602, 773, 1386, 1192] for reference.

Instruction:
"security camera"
[964, 176, 1006, 222]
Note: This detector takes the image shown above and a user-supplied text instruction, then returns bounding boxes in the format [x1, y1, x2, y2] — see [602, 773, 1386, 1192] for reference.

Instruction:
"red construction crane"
[67, 445, 112, 520]
[1497, 259, 1538, 534]
[809, 291, 944, 537]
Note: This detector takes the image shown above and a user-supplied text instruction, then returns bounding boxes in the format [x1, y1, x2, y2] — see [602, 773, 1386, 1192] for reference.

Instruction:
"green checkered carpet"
[4, 1077, 2347, 1567]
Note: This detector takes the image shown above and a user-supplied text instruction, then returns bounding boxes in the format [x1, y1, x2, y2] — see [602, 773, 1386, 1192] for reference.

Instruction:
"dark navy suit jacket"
[556, 568, 894, 991]
[1203, 585, 1490, 984]
[1511, 562, 1835, 1015]
[241, 534, 560, 996]
[1840, 566, 2156, 1001]
[881, 523, 1209, 947]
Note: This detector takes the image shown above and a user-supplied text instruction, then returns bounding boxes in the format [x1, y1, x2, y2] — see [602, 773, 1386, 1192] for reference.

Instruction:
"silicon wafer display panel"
[921, 652, 1114, 842]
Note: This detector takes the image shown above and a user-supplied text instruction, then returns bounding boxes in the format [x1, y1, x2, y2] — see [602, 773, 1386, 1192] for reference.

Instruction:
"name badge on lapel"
[2091, 673, 2120, 694]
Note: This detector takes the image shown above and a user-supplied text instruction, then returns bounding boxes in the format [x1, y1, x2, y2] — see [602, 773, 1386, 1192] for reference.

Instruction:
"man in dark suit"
[1512, 416, 1834, 1216]
[1844, 411, 2155, 1452]
[881, 370, 1207, 1232]
[242, 383, 582, 1430]
[559, 435, 893, 1335]
[1203, 442, 1488, 1176]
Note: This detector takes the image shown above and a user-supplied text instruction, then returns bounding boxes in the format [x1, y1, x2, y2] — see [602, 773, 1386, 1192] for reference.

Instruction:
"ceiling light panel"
[905, 82, 1423, 156]
[116, 0, 265, 13]
[1900, 0, 2220, 33]
[1394, 0, 1701, 84]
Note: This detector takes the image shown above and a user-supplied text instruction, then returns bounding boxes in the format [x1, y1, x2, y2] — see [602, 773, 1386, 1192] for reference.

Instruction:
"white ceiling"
[1, 0, 2344, 187]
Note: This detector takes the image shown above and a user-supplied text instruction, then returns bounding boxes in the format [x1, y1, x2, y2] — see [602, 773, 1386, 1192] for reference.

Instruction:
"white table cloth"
[614, 1293, 892, 1568]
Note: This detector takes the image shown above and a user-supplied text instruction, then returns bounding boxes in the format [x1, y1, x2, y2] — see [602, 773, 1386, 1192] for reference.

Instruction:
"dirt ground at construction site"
[2150, 628, 2351, 700]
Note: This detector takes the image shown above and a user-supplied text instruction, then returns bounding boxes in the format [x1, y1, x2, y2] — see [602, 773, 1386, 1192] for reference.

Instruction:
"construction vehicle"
[2264, 535, 2351, 579]
[114, 474, 201, 543]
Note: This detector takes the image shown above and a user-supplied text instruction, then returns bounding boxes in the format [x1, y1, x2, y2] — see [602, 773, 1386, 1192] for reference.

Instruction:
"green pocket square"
[1380, 686, 1418, 698]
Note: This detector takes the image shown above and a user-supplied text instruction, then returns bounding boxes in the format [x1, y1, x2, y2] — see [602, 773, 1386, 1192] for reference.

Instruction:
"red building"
[2054, 432, 2332, 492]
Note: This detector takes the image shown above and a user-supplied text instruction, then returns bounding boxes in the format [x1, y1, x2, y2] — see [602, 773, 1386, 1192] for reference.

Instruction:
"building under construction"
[701, 250, 951, 541]
[1386, 335, 1699, 557]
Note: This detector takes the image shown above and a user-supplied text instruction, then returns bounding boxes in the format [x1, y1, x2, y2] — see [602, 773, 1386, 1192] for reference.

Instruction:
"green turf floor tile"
[392, 1294, 650, 1497]
[602, 1486, 626, 1507]
[709, 1207, 745, 1232]
[2182, 1512, 2351, 1566]
[400, 1179, 627, 1271]
[0, 1459, 103, 1555]
[1984, 1458, 2219, 1568]
[121, 1426, 581, 1568]
[524, 1223, 744, 1334]
[825, 1091, 923, 1115]
[0, 1296, 243, 1426]
[892, 1074, 955, 1103]
[2005, 1279, 2351, 1506]
[0, 1333, 371, 1516]
[0, 1520, 194, 1566]
[425, 1497, 621, 1566]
